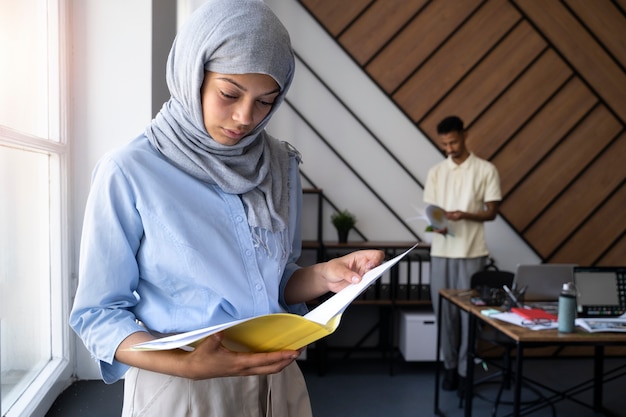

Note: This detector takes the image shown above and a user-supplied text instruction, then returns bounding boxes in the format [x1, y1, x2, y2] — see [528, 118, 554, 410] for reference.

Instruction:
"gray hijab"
[146, 0, 295, 257]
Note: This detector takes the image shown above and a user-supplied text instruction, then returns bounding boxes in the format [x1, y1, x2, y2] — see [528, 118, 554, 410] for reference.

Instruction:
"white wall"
[70, 0, 153, 379]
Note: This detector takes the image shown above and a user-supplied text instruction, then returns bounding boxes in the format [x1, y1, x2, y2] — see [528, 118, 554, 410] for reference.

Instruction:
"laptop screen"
[573, 267, 626, 317]
[513, 264, 576, 301]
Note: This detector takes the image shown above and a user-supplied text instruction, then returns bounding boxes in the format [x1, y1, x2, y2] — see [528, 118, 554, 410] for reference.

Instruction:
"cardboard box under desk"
[399, 311, 437, 361]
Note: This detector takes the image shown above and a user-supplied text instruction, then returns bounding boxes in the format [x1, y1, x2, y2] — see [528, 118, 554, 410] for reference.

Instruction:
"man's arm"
[446, 201, 500, 222]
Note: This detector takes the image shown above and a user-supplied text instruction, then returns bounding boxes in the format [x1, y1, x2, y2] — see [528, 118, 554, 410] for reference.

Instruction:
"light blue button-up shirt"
[70, 135, 306, 383]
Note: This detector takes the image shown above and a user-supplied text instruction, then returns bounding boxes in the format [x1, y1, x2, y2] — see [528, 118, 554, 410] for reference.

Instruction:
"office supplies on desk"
[574, 266, 626, 317]
[526, 301, 558, 314]
[489, 311, 559, 330]
[576, 317, 626, 333]
[480, 309, 500, 317]
[511, 307, 557, 322]
[513, 264, 577, 301]
[502, 283, 525, 311]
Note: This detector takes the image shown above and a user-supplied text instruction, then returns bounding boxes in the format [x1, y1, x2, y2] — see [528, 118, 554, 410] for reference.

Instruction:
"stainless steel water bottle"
[558, 282, 577, 333]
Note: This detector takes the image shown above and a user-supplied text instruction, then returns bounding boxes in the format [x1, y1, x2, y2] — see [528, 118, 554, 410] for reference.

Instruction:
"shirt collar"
[446, 152, 474, 169]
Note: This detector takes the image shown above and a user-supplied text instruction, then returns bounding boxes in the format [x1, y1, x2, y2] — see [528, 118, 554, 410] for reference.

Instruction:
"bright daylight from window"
[0, 0, 69, 415]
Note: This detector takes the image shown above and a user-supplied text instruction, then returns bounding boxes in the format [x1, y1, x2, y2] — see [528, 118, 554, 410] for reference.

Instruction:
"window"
[0, 0, 71, 415]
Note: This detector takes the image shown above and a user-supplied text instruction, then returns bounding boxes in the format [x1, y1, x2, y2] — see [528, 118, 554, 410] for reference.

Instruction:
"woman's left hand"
[285, 249, 385, 304]
[319, 249, 385, 293]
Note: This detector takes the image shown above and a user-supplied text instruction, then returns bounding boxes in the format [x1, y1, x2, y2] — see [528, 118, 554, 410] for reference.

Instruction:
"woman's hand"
[179, 333, 301, 379]
[284, 249, 385, 304]
[318, 249, 385, 293]
[116, 331, 301, 380]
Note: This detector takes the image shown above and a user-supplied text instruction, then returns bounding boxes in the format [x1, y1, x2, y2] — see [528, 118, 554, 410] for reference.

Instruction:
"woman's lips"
[223, 128, 246, 140]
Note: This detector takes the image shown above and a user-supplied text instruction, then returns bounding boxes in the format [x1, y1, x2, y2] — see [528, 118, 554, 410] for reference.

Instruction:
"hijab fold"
[145, 0, 296, 258]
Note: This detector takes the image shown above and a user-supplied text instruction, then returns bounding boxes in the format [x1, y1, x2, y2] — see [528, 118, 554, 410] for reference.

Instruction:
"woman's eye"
[220, 90, 237, 99]
[258, 99, 274, 107]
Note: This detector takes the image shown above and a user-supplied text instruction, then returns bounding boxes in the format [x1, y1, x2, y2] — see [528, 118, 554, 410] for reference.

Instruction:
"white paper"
[576, 317, 626, 333]
[425, 205, 447, 230]
[133, 319, 249, 351]
[303, 243, 419, 325]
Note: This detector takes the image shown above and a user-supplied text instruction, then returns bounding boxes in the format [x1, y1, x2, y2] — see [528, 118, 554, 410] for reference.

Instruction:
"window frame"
[0, 0, 74, 415]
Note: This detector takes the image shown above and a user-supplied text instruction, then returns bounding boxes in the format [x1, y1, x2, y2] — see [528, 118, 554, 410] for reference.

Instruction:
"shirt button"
[255, 284, 263, 291]
[236, 215, 244, 222]
[246, 250, 252, 256]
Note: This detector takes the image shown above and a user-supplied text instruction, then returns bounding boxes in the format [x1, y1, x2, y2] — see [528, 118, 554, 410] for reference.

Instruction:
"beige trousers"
[121, 362, 312, 417]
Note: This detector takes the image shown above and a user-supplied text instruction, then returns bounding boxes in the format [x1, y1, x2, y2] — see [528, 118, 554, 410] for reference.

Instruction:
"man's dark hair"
[437, 116, 464, 135]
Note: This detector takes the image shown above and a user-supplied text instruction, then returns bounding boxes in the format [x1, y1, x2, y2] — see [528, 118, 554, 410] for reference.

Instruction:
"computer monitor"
[573, 267, 626, 317]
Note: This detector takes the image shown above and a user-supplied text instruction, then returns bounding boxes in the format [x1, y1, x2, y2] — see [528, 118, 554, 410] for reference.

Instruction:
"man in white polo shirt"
[424, 115, 501, 395]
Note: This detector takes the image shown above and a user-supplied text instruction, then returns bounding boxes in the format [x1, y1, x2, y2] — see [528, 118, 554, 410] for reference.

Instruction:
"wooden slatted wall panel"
[299, 0, 626, 266]
[338, 0, 428, 65]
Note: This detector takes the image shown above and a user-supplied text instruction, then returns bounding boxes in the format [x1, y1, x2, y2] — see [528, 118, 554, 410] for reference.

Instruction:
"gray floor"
[45, 355, 626, 417]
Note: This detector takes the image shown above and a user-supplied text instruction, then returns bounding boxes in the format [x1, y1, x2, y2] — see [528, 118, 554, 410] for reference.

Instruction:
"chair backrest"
[470, 270, 514, 289]
[470, 270, 515, 306]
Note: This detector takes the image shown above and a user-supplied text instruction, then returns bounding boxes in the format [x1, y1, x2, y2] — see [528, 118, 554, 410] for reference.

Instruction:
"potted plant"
[331, 209, 357, 243]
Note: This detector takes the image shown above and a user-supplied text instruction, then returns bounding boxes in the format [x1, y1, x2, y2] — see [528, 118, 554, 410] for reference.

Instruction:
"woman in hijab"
[69, 0, 383, 416]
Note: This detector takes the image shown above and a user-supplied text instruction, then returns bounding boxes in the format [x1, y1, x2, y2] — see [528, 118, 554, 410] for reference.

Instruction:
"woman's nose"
[233, 102, 254, 126]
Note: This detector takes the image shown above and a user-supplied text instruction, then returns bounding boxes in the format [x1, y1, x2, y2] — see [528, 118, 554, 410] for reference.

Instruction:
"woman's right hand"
[182, 332, 300, 379]
[115, 331, 300, 380]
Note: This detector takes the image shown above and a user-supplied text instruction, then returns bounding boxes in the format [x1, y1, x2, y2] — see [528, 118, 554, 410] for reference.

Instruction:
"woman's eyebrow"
[217, 77, 280, 96]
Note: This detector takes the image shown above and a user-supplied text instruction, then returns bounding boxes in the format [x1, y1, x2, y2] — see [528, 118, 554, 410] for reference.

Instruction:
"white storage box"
[399, 311, 438, 361]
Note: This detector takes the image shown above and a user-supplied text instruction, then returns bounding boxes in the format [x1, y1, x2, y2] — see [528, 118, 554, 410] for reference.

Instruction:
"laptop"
[513, 264, 577, 302]
[573, 267, 626, 318]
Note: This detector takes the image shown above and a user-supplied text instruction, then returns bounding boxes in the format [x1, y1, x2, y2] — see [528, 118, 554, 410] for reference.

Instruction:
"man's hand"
[446, 211, 464, 221]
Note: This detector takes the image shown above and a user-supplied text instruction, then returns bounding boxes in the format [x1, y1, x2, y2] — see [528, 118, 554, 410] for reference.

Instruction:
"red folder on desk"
[511, 307, 557, 322]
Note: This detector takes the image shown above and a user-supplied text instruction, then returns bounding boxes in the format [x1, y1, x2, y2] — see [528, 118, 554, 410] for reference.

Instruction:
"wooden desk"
[434, 289, 626, 417]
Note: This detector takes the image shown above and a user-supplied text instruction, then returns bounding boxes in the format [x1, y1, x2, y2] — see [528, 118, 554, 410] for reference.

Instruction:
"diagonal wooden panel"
[339, 0, 428, 65]
[394, 0, 520, 121]
[550, 181, 626, 265]
[367, 0, 483, 93]
[524, 135, 626, 258]
[494, 77, 597, 197]
[597, 234, 626, 267]
[416, 20, 545, 143]
[501, 105, 622, 231]
[423, 49, 571, 149]
[565, 0, 626, 70]
[299, 0, 371, 36]
[514, 0, 626, 123]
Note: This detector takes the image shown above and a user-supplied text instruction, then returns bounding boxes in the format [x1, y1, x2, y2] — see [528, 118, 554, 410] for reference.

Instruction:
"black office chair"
[466, 269, 555, 417]
[471, 269, 513, 307]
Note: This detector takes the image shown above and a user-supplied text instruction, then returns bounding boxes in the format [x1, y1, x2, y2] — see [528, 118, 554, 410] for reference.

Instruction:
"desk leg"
[434, 293, 443, 416]
[513, 344, 523, 417]
[464, 312, 476, 417]
[594, 345, 604, 411]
